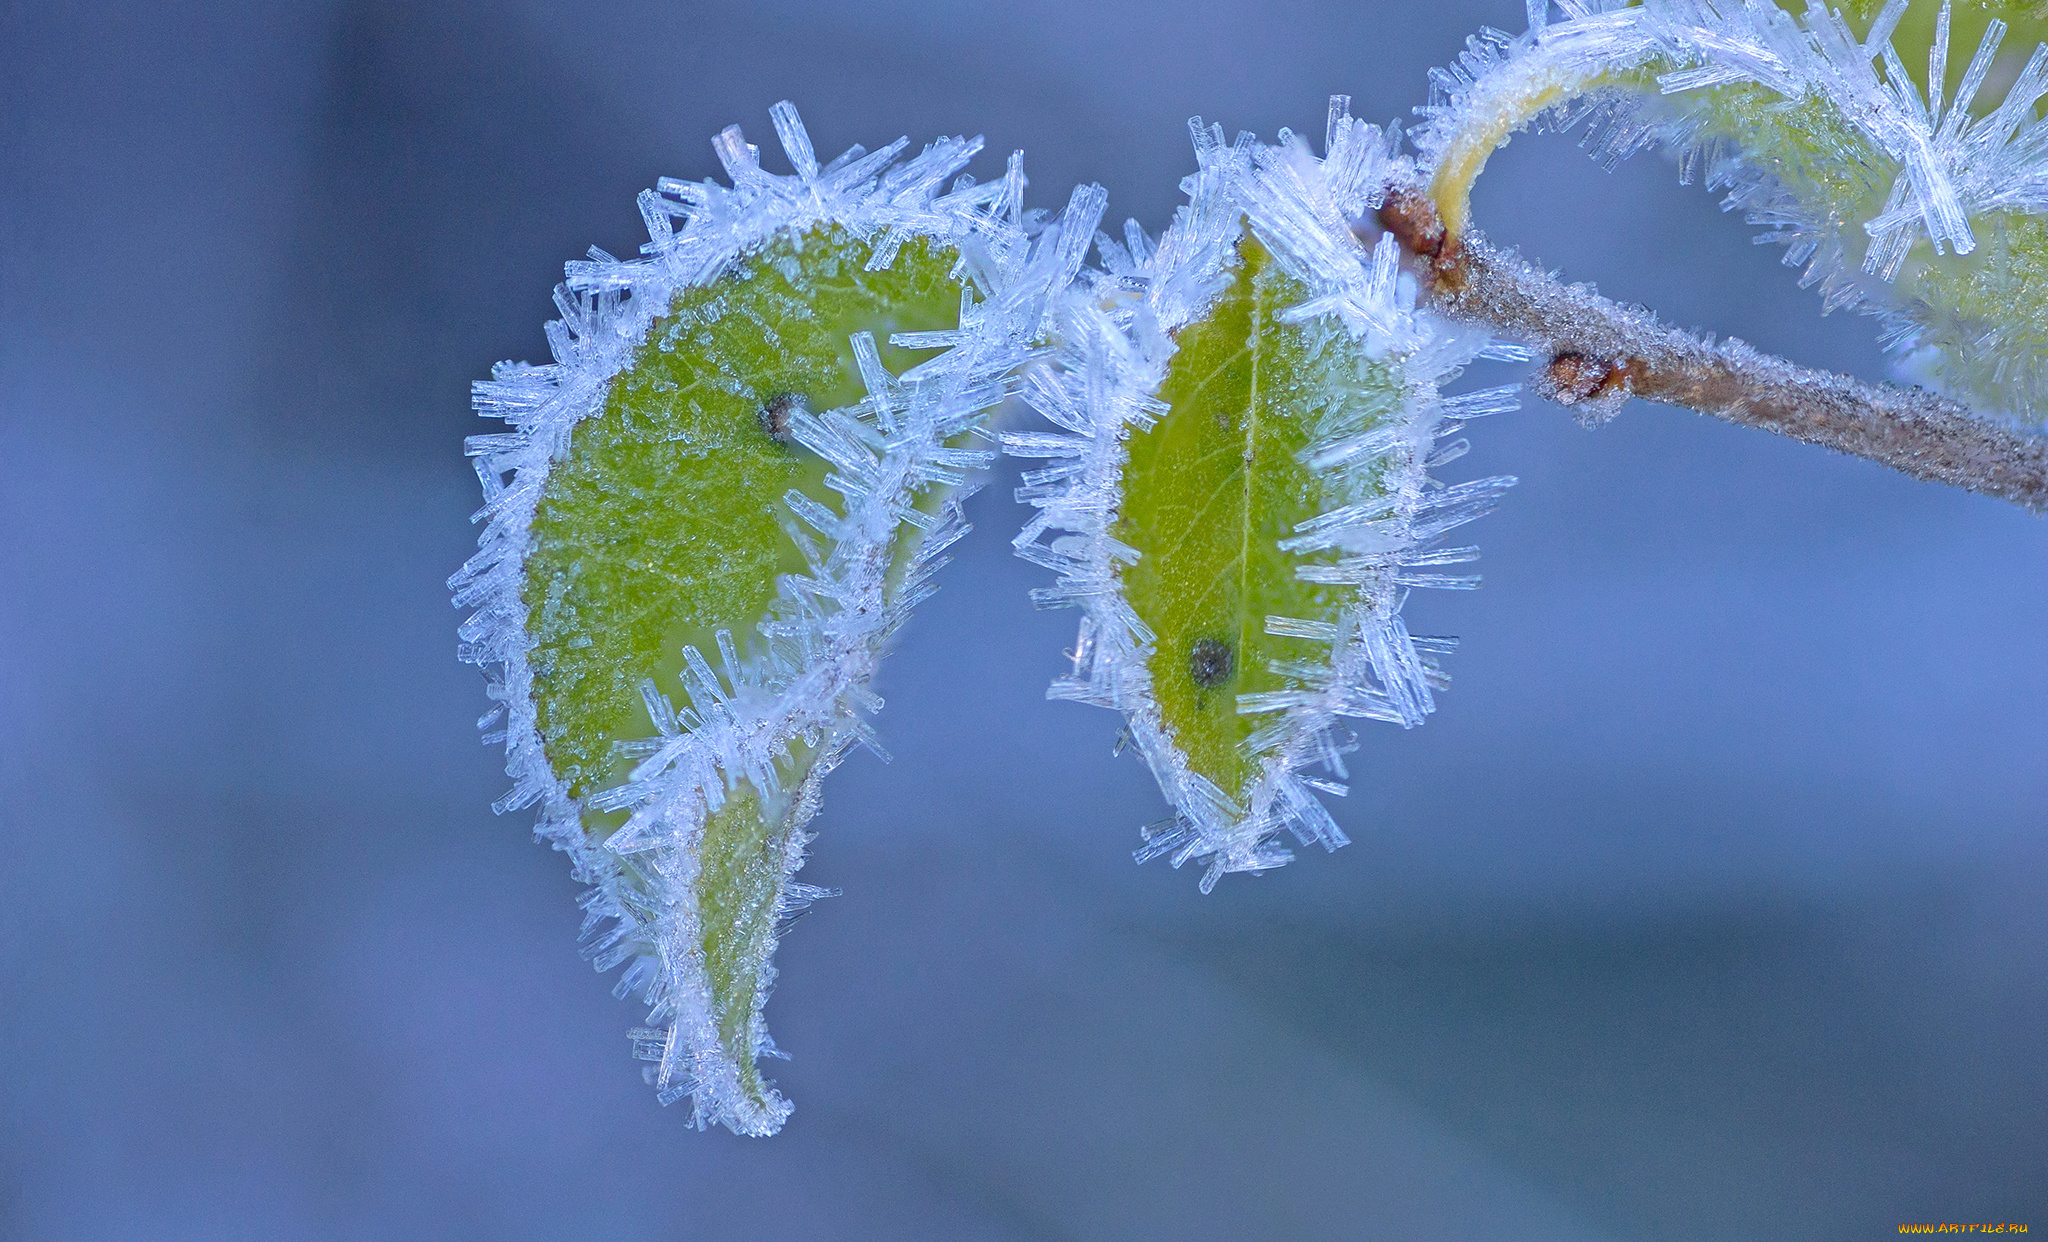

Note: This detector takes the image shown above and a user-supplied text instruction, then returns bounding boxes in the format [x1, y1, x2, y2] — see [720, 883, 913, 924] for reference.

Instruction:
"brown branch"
[1375, 191, 2048, 514]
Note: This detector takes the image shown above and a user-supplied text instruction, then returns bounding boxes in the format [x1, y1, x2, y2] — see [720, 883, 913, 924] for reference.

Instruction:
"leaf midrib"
[1234, 255, 1264, 726]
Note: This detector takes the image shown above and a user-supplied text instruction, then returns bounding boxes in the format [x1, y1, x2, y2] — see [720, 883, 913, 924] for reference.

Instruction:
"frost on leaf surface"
[525, 227, 960, 802]
[1119, 236, 1400, 802]
[1415, 0, 2048, 420]
[451, 103, 1103, 1135]
[1011, 103, 1516, 892]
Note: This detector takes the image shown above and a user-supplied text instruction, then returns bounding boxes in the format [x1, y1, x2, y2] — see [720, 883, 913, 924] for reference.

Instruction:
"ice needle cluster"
[1414, 0, 2048, 420]
[1008, 102, 1520, 891]
[452, 103, 1101, 1134]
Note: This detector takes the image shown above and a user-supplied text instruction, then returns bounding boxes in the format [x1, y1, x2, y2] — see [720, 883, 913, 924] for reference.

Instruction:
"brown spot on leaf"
[759, 392, 808, 447]
[1189, 637, 1233, 689]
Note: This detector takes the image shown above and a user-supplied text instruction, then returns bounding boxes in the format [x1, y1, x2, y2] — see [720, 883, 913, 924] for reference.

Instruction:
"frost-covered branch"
[1378, 189, 2048, 513]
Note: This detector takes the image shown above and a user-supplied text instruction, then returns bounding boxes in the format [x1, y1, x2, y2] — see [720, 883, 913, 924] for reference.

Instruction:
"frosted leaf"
[1011, 103, 1514, 891]
[1412, 0, 2048, 421]
[452, 103, 1103, 1135]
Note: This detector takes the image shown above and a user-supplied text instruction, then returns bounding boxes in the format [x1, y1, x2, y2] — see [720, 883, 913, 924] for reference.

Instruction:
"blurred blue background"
[3, 2, 2044, 1238]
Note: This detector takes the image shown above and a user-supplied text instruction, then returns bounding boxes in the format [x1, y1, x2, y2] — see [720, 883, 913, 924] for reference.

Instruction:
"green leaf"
[518, 226, 962, 1131]
[523, 226, 961, 806]
[1115, 234, 1404, 802]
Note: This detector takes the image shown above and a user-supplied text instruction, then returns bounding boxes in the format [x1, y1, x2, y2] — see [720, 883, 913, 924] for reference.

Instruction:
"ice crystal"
[451, 103, 1104, 1135]
[1010, 101, 1517, 892]
[1413, 0, 2048, 420]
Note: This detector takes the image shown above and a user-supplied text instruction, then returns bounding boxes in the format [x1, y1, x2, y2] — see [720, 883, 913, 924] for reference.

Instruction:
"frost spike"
[769, 100, 819, 181]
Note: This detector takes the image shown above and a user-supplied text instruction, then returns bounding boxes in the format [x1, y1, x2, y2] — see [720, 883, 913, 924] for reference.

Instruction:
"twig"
[1375, 191, 2048, 514]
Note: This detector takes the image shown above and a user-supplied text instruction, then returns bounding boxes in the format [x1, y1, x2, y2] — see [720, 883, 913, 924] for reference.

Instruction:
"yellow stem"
[1426, 50, 1608, 239]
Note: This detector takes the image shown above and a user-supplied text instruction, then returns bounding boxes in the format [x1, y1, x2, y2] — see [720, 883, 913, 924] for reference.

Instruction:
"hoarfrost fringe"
[451, 102, 1105, 1135]
[1010, 100, 1518, 893]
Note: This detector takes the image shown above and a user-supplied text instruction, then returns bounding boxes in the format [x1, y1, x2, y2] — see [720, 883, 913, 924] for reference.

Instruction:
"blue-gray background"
[3, 2, 2044, 1238]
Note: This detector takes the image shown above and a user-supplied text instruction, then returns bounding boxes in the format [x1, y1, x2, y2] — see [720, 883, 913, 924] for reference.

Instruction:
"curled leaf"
[453, 103, 1103, 1134]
